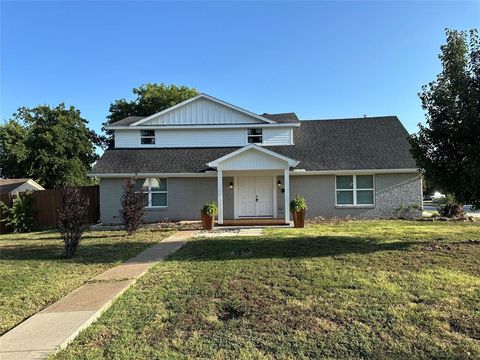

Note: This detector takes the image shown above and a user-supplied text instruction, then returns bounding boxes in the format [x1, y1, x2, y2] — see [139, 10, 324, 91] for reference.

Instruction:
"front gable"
[208, 145, 299, 171]
[131, 94, 275, 126]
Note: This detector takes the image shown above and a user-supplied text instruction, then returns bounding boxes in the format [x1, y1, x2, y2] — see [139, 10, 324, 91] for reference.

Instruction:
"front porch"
[207, 144, 299, 226]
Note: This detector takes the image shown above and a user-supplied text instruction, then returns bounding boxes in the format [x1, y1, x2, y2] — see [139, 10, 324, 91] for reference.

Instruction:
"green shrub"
[394, 203, 422, 219]
[290, 195, 307, 212]
[437, 195, 465, 218]
[58, 187, 89, 259]
[201, 201, 218, 216]
[120, 179, 145, 236]
[0, 192, 36, 233]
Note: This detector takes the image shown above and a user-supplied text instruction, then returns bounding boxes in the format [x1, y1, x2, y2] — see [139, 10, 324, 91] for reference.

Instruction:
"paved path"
[196, 227, 265, 237]
[0, 231, 195, 360]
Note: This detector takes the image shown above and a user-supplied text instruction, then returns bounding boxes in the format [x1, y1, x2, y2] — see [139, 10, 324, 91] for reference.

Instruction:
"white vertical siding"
[143, 98, 265, 125]
[218, 149, 288, 170]
[114, 127, 295, 148]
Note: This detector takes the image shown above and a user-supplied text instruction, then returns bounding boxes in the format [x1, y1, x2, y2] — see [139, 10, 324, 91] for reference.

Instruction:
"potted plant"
[290, 195, 307, 228]
[201, 201, 218, 230]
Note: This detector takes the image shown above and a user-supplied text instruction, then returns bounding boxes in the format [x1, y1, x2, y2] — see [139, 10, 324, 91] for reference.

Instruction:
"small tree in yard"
[58, 187, 89, 259]
[120, 179, 145, 235]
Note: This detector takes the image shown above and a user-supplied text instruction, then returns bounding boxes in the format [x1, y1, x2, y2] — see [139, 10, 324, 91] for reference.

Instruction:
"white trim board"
[88, 172, 218, 178]
[105, 123, 300, 130]
[291, 168, 420, 175]
[129, 93, 276, 126]
[89, 168, 420, 178]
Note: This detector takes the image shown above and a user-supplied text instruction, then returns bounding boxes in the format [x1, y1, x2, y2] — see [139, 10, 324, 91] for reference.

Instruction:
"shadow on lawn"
[0, 241, 157, 263]
[167, 235, 421, 262]
[0, 235, 420, 263]
[1, 233, 127, 242]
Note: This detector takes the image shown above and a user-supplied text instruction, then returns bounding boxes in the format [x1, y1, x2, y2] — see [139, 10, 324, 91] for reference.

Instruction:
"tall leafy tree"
[103, 83, 198, 147]
[409, 29, 480, 208]
[0, 120, 29, 178]
[0, 104, 101, 188]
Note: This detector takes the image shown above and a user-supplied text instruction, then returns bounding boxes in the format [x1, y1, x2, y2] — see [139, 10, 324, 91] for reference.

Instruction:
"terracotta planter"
[292, 209, 305, 228]
[201, 211, 214, 230]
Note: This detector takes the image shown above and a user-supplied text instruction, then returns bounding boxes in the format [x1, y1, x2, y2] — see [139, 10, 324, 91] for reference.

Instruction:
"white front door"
[236, 177, 274, 217]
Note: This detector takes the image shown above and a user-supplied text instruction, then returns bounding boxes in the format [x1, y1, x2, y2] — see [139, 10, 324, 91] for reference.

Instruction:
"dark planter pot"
[201, 211, 214, 230]
[292, 209, 306, 228]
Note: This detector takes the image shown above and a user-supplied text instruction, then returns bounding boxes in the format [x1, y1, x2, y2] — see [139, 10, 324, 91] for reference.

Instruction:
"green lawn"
[0, 229, 172, 335]
[51, 220, 480, 359]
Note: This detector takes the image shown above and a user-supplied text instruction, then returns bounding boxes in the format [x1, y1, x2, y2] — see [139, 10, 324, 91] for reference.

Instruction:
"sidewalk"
[0, 230, 196, 360]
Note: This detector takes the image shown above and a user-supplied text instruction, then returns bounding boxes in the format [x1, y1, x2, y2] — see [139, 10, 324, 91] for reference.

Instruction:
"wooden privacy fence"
[0, 186, 99, 232]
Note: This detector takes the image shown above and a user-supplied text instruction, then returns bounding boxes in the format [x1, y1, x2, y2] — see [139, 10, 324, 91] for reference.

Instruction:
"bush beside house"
[120, 179, 145, 235]
[0, 192, 36, 233]
[58, 187, 89, 259]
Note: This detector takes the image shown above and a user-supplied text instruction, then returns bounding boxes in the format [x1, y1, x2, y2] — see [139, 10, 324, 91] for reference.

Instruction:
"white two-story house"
[90, 93, 422, 225]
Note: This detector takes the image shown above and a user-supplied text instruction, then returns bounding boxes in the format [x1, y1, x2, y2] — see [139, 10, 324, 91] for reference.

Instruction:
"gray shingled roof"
[110, 116, 145, 126]
[91, 116, 417, 174]
[262, 113, 300, 123]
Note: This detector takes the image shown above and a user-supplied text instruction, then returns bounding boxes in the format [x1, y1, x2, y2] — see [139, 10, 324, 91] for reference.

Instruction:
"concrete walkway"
[0, 230, 196, 360]
[195, 227, 265, 238]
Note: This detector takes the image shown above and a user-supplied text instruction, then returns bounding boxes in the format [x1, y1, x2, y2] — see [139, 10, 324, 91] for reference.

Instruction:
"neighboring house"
[0, 178, 45, 198]
[91, 94, 422, 225]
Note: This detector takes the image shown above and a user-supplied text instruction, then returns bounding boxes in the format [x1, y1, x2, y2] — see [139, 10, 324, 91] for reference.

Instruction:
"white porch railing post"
[284, 168, 290, 224]
[217, 169, 224, 224]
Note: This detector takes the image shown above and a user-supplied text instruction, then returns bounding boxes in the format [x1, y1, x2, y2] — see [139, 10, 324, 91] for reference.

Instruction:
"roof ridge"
[300, 116, 398, 122]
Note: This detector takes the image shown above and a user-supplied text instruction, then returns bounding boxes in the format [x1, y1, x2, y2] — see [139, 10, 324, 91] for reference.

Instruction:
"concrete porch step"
[221, 218, 289, 226]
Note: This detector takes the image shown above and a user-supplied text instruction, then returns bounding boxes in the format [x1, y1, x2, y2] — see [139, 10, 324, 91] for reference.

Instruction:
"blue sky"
[1, 1, 478, 136]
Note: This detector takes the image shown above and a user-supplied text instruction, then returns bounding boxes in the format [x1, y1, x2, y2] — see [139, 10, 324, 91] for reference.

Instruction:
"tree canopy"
[0, 104, 101, 188]
[103, 83, 198, 147]
[409, 29, 480, 208]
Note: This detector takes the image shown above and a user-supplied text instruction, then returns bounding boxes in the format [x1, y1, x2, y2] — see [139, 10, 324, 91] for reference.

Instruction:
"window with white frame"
[135, 178, 167, 207]
[247, 128, 263, 144]
[140, 130, 155, 145]
[336, 175, 374, 206]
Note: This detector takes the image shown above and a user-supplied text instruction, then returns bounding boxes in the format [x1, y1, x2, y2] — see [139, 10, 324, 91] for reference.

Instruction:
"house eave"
[88, 172, 218, 178]
[291, 168, 421, 175]
[89, 168, 420, 178]
[105, 123, 301, 130]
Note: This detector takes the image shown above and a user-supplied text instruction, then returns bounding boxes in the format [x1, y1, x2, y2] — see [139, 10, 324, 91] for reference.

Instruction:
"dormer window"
[247, 128, 263, 144]
[141, 130, 155, 145]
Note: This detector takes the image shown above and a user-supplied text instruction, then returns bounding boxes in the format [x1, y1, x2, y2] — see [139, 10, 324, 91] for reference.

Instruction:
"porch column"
[284, 168, 290, 224]
[217, 169, 224, 224]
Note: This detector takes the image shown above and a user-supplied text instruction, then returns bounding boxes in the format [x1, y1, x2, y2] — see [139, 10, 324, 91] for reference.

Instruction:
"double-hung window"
[140, 130, 155, 145]
[247, 128, 263, 144]
[336, 175, 374, 206]
[135, 178, 167, 207]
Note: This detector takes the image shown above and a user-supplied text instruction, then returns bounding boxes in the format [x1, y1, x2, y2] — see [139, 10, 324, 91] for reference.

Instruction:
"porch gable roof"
[207, 144, 300, 170]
